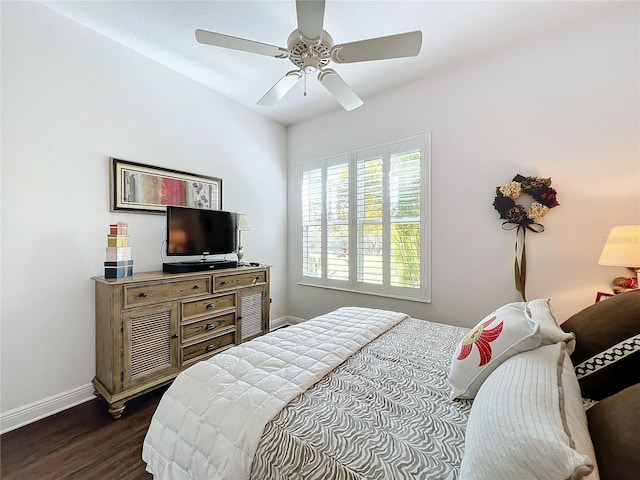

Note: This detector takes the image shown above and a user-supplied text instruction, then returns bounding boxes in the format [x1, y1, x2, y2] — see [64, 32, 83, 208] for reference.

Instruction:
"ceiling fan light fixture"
[302, 58, 318, 74]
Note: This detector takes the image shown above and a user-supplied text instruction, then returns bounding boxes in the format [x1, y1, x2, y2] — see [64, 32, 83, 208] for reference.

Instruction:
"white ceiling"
[41, 1, 621, 126]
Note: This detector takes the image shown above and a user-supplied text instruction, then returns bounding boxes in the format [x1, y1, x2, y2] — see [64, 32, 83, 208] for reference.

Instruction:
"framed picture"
[110, 158, 222, 213]
[595, 291, 614, 302]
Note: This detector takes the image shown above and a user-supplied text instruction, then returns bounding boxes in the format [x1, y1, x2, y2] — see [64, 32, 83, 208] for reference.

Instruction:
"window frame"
[297, 133, 431, 303]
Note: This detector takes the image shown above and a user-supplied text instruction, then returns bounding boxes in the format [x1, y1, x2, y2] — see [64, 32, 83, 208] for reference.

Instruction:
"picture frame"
[595, 291, 614, 302]
[110, 158, 222, 213]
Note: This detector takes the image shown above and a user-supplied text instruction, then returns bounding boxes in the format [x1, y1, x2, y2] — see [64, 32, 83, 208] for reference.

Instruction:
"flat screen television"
[166, 206, 237, 257]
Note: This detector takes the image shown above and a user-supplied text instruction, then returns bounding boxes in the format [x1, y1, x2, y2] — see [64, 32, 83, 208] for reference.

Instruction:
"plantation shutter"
[326, 162, 349, 281]
[356, 151, 384, 285]
[301, 166, 323, 278]
[298, 133, 430, 302]
[389, 146, 422, 289]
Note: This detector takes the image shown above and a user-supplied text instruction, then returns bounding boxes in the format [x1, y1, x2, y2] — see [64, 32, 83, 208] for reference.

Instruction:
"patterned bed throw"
[143, 307, 410, 480]
[250, 318, 471, 480]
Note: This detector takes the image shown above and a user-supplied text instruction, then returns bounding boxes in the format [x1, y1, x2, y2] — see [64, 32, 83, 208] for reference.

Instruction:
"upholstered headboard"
[561, 289, 640, 480]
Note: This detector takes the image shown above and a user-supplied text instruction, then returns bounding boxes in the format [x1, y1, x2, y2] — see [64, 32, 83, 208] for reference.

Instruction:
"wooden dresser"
[92, 265, 270, 418]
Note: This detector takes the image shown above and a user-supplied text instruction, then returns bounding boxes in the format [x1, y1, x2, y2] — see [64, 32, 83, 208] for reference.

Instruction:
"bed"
[142, 290, 640, 480]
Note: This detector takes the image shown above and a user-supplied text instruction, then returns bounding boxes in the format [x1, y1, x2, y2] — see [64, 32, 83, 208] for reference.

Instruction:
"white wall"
[288, 5, 639, 327]
[0, 2, 288, 427]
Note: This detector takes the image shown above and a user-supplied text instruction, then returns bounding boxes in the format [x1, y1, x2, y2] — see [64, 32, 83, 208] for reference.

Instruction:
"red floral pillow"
[449, 303, 542, 399]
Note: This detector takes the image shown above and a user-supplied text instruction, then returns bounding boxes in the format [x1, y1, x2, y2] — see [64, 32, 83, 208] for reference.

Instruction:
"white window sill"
[296, 281, 432, 304]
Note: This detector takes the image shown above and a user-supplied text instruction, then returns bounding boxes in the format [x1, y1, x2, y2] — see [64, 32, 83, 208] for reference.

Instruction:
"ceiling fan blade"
[195, 29, 288, 58]
[318, 69, 363, 111]
[296, 0, 325, 44]
[331, 31, 422, 63]
[257, 71, 302, 106]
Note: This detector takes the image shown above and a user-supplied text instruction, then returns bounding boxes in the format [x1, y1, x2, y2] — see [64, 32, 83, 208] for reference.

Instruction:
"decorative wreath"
[493, 174, 559, 229]
[493, 174, 559, 301]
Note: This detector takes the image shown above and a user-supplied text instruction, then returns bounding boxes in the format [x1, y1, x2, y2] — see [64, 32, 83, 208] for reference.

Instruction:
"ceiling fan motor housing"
[287, 30, 333, 72]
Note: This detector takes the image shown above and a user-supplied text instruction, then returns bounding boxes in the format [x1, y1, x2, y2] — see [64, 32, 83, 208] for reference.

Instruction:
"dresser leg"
[108, 401, 126, 419]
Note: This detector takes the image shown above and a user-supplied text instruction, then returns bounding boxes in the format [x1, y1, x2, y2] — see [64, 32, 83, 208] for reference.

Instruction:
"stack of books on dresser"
[104, 222, 133, 278]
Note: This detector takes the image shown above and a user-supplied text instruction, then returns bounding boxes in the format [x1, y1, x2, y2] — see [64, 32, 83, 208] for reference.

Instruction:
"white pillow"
[561, 347, 600, 479]
[449, 302, 541, 399]
[459, 343, 595, 480]
[527, 298, 576, 354]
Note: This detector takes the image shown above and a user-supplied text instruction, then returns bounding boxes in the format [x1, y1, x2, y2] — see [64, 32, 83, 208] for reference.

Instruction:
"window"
[299, 134, 430, 302]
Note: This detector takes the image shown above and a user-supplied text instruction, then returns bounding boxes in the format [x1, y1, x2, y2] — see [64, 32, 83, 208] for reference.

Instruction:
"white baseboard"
[0, 383, 95, 434]
[270, 315, 306, 330]
[2, 317, 311, 434]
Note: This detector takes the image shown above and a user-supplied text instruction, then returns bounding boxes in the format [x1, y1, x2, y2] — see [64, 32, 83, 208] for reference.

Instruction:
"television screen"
[166, 206, 237, 256]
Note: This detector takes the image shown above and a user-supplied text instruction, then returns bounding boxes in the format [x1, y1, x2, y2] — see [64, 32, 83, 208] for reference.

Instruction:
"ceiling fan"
[195, 0, 422, 111]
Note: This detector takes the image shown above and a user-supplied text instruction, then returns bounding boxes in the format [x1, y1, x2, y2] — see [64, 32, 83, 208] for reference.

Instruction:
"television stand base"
[163, 260, 238, 273]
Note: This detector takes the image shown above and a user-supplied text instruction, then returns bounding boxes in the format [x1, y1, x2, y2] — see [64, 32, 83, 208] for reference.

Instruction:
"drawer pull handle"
[171, 334, 179, 339]
[193, 285, 200, 290]
[220, 281, 228, 286]
[238, 315, 243, 321]
[139, 293, 147, 298]
[206, 343, 216, 352]
[205, 323, 215, 331]
[252, 277, 260, 285]
[206, 303, 216, 309]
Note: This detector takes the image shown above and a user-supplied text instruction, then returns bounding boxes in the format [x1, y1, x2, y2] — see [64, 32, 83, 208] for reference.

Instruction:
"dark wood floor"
[1, 388, 167, 480]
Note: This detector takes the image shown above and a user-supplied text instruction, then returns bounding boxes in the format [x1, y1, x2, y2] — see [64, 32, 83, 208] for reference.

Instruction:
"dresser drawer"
[182, 331, 236, 363]
[182, 293, 235, 321]
[182, 312, 235, 343]
[214, 271, 266, 291]
[124, 277, 211, 308]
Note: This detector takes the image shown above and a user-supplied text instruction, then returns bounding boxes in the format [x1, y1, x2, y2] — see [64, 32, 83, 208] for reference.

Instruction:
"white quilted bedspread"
[142, 307, 408, 480]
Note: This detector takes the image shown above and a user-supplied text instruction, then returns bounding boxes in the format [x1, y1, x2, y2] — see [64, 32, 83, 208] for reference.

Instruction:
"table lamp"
[598, 225, 640, 293]
[237, 214, 251, 264]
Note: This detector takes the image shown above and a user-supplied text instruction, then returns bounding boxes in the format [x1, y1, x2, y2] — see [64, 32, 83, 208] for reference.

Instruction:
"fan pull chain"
[304, 72, 307, 97]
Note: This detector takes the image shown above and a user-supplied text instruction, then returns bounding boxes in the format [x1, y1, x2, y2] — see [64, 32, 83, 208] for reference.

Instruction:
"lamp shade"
[598, 225, 640, 267]
[237, 214, 251, 232]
